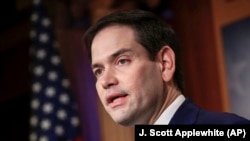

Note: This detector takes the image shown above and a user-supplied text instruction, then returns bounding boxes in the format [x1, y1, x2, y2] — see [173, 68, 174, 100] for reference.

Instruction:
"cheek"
[96, 83, 106, 103]
[126, 63, 162, 97]
[125, 63, 163, 115]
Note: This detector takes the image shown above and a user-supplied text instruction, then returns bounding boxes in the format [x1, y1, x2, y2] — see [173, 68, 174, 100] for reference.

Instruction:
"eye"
[117, 58, 130, 65]
[93, 68, 103, 77]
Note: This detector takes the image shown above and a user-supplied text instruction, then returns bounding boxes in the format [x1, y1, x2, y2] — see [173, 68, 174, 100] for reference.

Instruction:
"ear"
[157, 46, 175, 82]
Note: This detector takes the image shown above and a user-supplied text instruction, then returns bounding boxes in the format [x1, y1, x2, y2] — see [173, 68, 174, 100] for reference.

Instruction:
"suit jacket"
[169, 98, 250, 124]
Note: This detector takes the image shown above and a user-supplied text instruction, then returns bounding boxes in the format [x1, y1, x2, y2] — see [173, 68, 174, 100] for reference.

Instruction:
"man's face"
[91, 25, 164, 126]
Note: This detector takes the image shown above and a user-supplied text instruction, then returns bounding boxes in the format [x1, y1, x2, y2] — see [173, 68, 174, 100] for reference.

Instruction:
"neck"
[149, 82, 182, 124]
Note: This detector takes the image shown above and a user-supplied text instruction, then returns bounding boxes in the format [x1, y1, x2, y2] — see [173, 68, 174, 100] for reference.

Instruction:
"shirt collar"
[154, 95, 185, 125]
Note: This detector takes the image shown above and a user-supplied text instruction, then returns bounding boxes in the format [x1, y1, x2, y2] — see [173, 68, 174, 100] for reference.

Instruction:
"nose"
[100, 68, 118, 89]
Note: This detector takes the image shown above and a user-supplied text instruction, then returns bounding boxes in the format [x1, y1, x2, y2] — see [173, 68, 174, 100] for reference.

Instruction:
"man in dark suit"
[83, 9, 250, 126]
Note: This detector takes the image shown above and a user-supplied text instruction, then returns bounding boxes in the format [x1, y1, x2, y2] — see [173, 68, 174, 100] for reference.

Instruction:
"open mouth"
[106, 93, 128, 107]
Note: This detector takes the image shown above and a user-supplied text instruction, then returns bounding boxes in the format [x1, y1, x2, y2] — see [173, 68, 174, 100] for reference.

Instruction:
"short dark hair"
[83, 9, 184, 93]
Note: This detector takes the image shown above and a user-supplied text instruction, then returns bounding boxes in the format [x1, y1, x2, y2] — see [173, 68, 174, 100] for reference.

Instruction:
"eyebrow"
[91, 48, 133, 70]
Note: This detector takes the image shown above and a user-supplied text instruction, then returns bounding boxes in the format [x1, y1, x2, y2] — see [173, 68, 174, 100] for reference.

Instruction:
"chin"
[112, 116, 126, 123]
[112, 116, 135, 126]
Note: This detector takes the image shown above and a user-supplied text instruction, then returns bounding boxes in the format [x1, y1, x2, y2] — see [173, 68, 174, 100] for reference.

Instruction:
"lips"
[106, 93, 128, 108]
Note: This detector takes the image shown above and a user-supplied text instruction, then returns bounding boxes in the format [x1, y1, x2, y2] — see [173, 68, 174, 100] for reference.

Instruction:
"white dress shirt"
[154, 95, 185, 125]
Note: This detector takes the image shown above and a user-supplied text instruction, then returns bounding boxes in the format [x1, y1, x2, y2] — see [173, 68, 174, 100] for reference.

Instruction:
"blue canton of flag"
[29, 0, 82, 140]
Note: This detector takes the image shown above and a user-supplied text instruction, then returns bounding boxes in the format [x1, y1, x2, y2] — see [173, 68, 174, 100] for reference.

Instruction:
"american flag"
[29, 0, 82, 140]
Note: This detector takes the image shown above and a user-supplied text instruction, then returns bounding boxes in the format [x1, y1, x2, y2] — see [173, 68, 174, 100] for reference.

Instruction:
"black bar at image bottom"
[135, 125, 250, 141]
